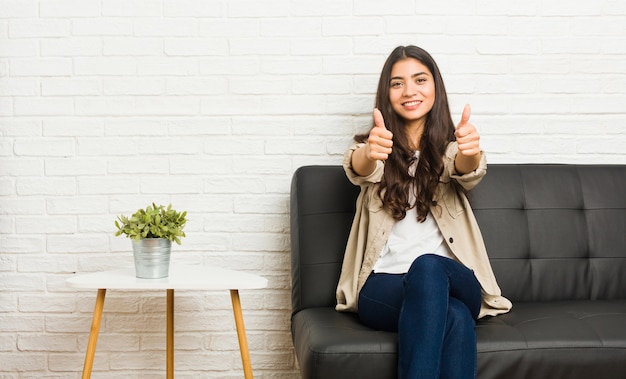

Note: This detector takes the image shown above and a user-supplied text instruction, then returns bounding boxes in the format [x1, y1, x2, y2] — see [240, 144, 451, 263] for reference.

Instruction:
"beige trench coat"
[335, 142, 512, 319]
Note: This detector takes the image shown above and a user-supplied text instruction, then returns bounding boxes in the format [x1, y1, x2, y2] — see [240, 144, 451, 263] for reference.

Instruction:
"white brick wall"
[1, 0, 625, 377]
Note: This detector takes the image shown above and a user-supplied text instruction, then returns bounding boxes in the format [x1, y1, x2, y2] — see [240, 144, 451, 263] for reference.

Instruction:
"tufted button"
[449, 237, 454, 243]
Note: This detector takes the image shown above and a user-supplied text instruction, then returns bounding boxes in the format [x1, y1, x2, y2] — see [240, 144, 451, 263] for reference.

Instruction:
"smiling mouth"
[402, 100, 422, 107]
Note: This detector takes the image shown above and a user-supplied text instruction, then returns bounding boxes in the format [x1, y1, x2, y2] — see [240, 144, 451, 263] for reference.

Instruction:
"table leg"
[230, 289, 253, 379]
[167, 289, 174, 379]
[82, 288, 106, 379]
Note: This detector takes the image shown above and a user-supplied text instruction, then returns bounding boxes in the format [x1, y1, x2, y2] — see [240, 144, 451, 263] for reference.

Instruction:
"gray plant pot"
[132, 238, 172, 279]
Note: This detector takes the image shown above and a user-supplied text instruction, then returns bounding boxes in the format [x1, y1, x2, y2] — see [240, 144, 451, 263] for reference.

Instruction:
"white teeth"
[404, 100, 421, 106]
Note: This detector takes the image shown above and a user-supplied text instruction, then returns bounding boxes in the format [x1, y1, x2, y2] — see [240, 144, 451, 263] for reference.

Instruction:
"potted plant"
[115, 203, 187, 279]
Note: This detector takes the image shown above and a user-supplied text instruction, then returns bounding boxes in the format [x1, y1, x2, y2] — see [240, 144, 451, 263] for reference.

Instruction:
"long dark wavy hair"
[355, 45, 456, 222]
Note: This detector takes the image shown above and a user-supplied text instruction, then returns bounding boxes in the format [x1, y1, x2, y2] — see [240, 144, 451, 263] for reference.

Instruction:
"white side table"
[66, 264, 268, 379]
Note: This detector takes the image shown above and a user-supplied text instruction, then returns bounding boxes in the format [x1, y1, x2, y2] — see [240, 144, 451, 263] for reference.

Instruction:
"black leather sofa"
[290, 164, 626, 379]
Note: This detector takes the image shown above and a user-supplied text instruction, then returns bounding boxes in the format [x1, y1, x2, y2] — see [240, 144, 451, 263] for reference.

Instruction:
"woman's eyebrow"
[390, 72, 429, 81]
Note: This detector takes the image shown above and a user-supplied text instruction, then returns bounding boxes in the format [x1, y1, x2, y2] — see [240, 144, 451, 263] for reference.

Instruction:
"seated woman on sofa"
[335, 45, 512, 379]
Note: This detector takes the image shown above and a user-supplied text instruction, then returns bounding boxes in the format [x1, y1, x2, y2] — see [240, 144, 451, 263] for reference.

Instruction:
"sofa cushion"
[477, 300, 626, 378]
[292, 301, 626, 379]
[291, 308, 397, 379]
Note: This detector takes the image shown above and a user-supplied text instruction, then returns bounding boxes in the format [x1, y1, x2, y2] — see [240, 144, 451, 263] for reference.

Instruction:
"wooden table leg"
[82, 288, 106, 379]
[230, 289, 253, 379]
[167, 289, 174, 379]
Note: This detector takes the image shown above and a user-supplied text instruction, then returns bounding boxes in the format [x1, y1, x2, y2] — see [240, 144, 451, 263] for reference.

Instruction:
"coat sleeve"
[443, 141, 487, 192]
[343, 143, 384, 186]
[336, 143, 383, 313]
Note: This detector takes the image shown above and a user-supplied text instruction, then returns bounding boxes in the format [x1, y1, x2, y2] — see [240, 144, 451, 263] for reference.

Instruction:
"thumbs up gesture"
[455, 104, 480, 157]
[366, 108, 394, 161]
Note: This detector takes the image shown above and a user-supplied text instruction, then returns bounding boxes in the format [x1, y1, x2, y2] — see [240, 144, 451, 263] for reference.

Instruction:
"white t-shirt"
[373, 152, 452, 274]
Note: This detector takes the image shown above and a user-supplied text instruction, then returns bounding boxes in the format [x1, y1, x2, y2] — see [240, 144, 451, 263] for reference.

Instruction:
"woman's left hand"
[455, 104, 481, 157]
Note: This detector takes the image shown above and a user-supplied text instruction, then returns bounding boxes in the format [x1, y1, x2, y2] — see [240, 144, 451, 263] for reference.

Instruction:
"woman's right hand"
[366, 108, 394, 161]
[351, 109, 394, 177]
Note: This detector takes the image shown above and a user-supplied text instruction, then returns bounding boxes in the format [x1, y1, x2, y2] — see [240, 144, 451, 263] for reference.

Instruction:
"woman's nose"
[403, 82, 417, 97]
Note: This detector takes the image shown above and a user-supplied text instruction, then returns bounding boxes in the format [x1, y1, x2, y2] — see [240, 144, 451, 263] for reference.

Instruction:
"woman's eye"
[417, 78, 426, 84]
[391, 82, 403, 88]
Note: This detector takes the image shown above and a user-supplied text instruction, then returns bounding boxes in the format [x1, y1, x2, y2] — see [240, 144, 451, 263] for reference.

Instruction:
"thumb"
[458, 104, 471, 127]
[373, 108, 387, 129]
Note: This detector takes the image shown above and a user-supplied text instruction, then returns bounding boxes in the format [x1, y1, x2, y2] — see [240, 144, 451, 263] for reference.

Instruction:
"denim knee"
[405, 254, 446, 283]
[403, 254, 482, 320]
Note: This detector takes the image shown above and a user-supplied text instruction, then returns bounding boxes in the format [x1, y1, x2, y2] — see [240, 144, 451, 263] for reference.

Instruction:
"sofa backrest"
[290, 166, 360, 314]
[290, 164, 626, 314]
[469, 164, 626, 302]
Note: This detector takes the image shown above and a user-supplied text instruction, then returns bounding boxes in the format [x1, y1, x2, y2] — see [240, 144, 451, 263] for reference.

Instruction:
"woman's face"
[388, 58, 436, 129]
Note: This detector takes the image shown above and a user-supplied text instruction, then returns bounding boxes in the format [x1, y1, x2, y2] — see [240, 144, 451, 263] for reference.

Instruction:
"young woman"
[335, 45, 512, 379]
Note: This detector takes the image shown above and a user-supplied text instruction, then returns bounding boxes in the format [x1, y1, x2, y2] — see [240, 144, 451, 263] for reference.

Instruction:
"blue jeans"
[358, 254, 482, 379]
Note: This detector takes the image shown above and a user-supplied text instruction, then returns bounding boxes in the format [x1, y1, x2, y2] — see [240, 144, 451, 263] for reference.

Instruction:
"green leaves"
[115, 203, 187, 245]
